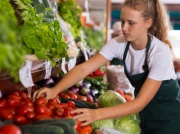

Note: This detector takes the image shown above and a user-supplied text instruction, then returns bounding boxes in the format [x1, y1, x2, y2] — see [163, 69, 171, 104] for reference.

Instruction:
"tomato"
[34, 97, 47, 106]
[74, 120, 82, 132]
[59, 103, 68, 109]
[80, 125, 93, 134]
[25, 101, 34, 107]
[17, 91, 27, 99]
[66, 91, 73, 96]
[6, 107, 16, 115]
[26, 112, 36, 121]
[7, 94, 21, 101]
[93, 69, 104, 76]
[0, 124, 21, 134]
[12, 91, 20, 96]
[47, 104, 56, 111]
[64, 107, 76, 116]
[58, 92, 65, 98]
[26, 106, 34, 113]
[62, 94, 70, 99]
[67, 101, 75, 108]
[79, 129, 90, 134]
[15, 105, 29, 116]
[34, 115, 51, 121]
[0, 98, 8, 108]
[54, 107, 64, 117]
[13, 115, 27, 125]
[7, 98, 20, 107]
[48, 97, 60, 104]
[69, 93, 78, 100]
[87, 95, 93, 102]
[35, 105, 52, 116]
[78, 96, 87, 101]
[0, 109, 13, 120]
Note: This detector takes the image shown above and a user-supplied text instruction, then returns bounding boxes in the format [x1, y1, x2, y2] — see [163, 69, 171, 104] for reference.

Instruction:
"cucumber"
[47, 122, 76, 134]
[61, 98, 98, 109]
[19, 124, 64, 134]
[32, 118, 76, 127]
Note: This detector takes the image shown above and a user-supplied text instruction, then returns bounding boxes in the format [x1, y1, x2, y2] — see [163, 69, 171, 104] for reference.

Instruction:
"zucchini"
[19, 124, 64, 134]
[61, 98, 98, 109]
[47, 122, 76, 134]
[32, 118, 76, 127]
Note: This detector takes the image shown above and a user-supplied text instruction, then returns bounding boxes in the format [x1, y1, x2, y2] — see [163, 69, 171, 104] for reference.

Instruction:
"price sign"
[44, 60, 52, 79]
[61, 58, 67, 74]
[19, 60, 34, 88]
[68, 57, 77, 71]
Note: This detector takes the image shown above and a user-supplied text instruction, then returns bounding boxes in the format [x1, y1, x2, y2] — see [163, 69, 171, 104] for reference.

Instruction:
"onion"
[69, 86, 80, 94]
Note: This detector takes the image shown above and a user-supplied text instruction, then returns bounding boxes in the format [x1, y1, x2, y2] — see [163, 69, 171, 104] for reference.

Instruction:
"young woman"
[33, 0, 180, 133]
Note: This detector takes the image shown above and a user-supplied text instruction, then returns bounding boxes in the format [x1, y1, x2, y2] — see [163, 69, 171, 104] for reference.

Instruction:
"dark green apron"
[122, 35, 180, 134]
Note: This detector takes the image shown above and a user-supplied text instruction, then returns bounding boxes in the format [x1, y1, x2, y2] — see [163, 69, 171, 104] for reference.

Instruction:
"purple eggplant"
[69, 86, 80, 94]
[90, 88, 99, 97]
[80, 86, 90, 96]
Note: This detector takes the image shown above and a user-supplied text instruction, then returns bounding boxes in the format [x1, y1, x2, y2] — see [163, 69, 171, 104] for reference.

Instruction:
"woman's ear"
[146, 18, 153, 28]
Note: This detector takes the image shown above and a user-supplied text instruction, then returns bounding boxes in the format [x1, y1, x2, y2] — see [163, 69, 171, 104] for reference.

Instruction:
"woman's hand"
[72, 108, 99, 126]
[33, 87, 58, 101]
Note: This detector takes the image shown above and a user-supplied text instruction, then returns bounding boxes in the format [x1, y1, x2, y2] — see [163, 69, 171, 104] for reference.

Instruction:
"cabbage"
[98, 90, 126, 107]
[91, 119, 114, 130]
[114, 116, 140, 134]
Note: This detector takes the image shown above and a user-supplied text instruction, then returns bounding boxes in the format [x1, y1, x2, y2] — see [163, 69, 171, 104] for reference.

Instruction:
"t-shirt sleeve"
[99, 37, 125, 60]
[148, 47, 175, 81]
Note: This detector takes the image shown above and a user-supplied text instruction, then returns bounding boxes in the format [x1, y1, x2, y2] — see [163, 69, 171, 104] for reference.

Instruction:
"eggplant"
[82, 82, 91, 89]
[36, 78, 54, 87]
[80, 86, 90, 96]
[69, 86, 80, 94]
[90, 88, 99, 97]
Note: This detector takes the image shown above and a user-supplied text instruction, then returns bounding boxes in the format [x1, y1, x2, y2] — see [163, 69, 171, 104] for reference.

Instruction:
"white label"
[27, 87, 32, 98]
[68, 58, 77, 71]
[61, 58, 67, 74]
[19, 60, 34, 88]
[83, 51, 88, 61]
[44, 60, 52, 79]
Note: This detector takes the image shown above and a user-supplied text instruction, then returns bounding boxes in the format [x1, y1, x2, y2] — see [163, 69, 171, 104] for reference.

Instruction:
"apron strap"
[123, 35, 151, 71]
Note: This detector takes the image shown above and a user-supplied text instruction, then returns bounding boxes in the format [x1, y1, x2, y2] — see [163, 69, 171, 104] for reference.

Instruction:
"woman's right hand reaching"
[33, 87, 58, 101]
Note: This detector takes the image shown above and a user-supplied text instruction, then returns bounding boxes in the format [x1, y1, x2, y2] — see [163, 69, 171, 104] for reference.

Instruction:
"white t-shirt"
[99, 35, 177, 81]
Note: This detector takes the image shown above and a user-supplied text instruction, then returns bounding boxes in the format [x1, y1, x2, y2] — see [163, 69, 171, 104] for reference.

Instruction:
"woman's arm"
[33, 53, 109, 100]
[73, 78, 162, 125]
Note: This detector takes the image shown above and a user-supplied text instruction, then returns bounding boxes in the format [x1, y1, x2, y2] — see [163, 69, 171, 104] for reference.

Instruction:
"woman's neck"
[130, 34, 148, 50]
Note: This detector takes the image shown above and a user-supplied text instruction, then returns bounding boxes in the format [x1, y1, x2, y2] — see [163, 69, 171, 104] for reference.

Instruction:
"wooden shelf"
[0, 64, 62, 94]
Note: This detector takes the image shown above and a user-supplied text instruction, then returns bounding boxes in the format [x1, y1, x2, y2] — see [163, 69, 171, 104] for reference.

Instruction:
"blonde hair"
[121, 0, 173, 47]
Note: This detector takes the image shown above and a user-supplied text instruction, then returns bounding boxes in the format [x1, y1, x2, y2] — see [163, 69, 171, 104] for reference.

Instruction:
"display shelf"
[0, 64, 62, 94]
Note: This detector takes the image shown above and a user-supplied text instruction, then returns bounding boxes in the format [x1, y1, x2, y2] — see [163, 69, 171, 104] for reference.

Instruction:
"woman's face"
[120, 6, 151, 42]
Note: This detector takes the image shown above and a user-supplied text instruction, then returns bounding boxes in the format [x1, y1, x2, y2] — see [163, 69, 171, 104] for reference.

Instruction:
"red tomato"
[87, 95, 93, 102]
[35, 105, 52, 116]
[69, 93, 78, 100]
[7, 94, 21, 101]
[54, 107, 64, 117]
[17, 91, 27, 99]
[67, 101, 75, 108]
[62, 94, 70, 99]
[34, 97, 47, 106]
[34, 115, 52, 121]
[0, 124, 21, 134]
[12, 91, 19, 96]
[0, 109, 13, 120]
[59, 103, 68, 109]
[74, 120, 82, 132]
[15, 105, 29, 116]
[0, 98, 8, 108]
[25, 101, 34, 107]
[7, 98, 20, 107]
[79, 129, 90, 134]
[26, 106, 34, 113]
[6, 107, 16, 115]
[58, 92, 65, 98]
[80, 125, 93, 134]
[47, 104, 56, 111]
[48, 97, 60, 104]
[26, 112, 36, 121]
[13, 115, 27, 125]
[78, 96, 87, 101]
[64, 107, 76, 116]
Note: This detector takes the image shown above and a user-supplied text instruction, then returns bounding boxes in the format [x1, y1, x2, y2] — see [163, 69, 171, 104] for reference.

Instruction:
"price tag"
[19, 60, 34, 88]
[61, 58, 67, 74]
[68, 58, 77, 71]
[44, 60, 52, 79]
[83, 51, 89, 61]
[27, 87, 32, 98]
[0, 90, 2, 98]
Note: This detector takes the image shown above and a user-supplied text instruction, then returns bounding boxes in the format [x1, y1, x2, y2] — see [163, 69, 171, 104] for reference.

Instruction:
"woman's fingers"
[33, 88, 49, 101]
